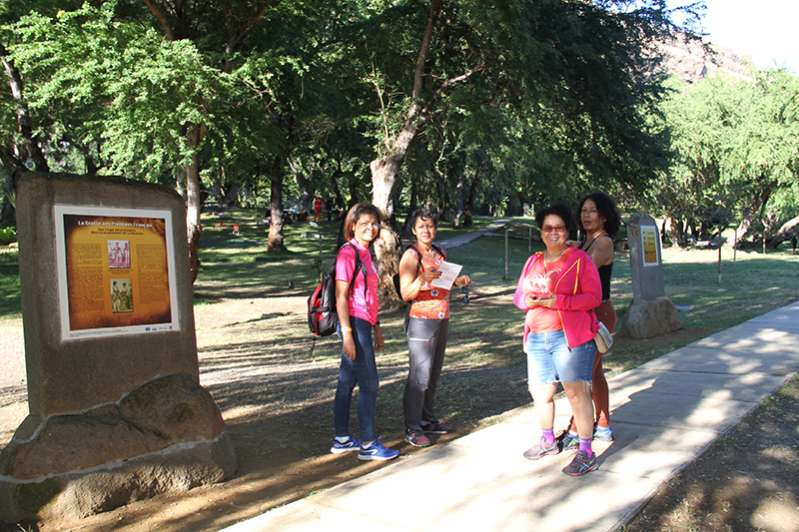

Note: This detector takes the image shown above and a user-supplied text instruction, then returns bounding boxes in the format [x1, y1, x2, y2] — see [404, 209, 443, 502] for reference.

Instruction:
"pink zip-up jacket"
[513, 247, 602, 349]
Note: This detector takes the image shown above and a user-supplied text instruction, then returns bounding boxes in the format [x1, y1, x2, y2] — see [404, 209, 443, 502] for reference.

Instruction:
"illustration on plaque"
[54, 205, 180, 339]
[111, 279, 133, 313]
[108, 240, 131, 269]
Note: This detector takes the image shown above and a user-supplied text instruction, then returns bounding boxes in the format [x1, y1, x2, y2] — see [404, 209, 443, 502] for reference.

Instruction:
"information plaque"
[54, 205, 180, 339]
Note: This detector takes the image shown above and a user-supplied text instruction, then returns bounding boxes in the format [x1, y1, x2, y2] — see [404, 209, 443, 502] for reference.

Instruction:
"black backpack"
[307, 243, 365, 337]
[392, 244, 446, 299]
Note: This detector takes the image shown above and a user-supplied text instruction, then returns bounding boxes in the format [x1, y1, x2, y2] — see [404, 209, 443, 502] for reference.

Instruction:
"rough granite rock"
[619, 296, 682, 339]
[0, 373, 236, 523]
[0, 434, 236, 522]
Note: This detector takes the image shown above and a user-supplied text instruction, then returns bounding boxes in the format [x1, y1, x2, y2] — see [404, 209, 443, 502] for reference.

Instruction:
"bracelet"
[341, 326, 352, 332]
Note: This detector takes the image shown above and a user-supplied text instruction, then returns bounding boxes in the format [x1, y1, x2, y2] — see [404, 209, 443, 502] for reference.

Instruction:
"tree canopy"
[2, 0, 796, 261]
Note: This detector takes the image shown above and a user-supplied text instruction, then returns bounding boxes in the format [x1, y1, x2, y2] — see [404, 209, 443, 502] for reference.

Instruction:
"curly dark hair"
[535, 203, 575, 234]
[409, 206, 439, 236]
[578, 191, 621, 237]
[342, 203, 382, 242]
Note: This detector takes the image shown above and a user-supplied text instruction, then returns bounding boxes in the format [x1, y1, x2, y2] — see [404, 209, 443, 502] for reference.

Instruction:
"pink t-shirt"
[335, 240, 379, 325]
[523, 253, 566, 333]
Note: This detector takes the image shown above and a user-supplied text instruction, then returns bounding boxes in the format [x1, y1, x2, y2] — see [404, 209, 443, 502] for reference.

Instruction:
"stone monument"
[0, 172, 236, 523]
[619, 213, 681, 338]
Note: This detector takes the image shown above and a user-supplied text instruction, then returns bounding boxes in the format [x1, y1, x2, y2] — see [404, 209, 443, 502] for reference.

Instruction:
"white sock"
[361, 440, 374, 448]
[335, 436, 350, 443]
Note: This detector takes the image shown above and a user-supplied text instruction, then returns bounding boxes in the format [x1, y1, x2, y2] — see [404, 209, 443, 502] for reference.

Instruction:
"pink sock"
[579, 437, 593, 457]
[542, 429, 555, 444]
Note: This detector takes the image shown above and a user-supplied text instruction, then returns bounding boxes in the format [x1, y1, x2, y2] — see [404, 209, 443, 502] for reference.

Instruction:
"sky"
[672, 0, 799, 74]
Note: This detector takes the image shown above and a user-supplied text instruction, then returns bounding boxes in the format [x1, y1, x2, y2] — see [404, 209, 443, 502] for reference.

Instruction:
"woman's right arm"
[399, 250, 422, 302]
[336, 280, 356, 360]
[399, 250, 441, 302]
[512, 255, 536, 310]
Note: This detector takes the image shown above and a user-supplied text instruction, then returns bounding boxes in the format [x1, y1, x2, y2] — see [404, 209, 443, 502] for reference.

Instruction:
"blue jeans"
[525, 330, 596, 386]
[334, 317, 378, 442]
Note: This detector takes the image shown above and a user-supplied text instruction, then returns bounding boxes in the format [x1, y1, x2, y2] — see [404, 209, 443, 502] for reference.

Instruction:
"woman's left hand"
[374, 325, 385, 351]
[455, 274, 471, 288]
[528, 296, 555, 309]
[539, 296, 556, 308]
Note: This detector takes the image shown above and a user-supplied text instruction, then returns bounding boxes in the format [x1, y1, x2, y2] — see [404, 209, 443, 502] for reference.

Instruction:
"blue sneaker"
[330, 436, 361, 454]
[358, 439, 400, 461]
[594, 426, 614, 442]
[561, 431, 579, 451]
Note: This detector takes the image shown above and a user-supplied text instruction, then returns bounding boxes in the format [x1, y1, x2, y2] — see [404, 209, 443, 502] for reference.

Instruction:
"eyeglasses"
[542, 225, 567, 233]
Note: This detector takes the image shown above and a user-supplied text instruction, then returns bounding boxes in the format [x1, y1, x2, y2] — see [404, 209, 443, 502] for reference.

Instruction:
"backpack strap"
[344, 243, 368, 298]
[407, 243, 446, 272]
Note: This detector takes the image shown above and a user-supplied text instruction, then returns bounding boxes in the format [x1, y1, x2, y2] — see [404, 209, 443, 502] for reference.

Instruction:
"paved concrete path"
[222, 300, 799, 532]
[436, 218, 511, 250]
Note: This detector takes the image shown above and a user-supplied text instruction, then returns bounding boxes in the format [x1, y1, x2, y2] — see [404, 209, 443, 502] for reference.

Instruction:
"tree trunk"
[1, 47, 48, 172]
[369, 0, 447, 308]
[346, 172, 359, 207]
[290, 158, 313, 218]
[370, 153, 408, 309]
[267, 162, 285, 252]
[373, 226, 401, 306]
[1, 167, 16, 226]
[402, 176, 419, 237]
[462, 149, 484, 227]
[453, 177, 465, 228]
[370, 150, 407, 216]
[185, 125, 204, 283]
[389, 178, 404, 230]
[766, 214, 799, 249]
[330, 164, 345, 215]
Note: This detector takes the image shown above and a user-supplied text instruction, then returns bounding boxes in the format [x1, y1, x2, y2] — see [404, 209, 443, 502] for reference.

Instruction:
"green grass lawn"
[191, 210, 799, 382]
[2, 210, 798, 371]
[0, 247, 19, 317]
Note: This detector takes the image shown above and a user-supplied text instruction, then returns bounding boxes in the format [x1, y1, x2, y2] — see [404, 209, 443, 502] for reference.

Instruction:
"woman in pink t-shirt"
[330, 203, 399, 461]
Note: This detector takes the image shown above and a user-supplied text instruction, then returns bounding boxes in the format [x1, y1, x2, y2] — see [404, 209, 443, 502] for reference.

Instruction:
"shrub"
[0, 226, 16, 245]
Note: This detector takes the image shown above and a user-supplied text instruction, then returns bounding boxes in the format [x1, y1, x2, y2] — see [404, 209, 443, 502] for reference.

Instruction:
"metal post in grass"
[504, 226, 509, 280]
[717, 244, 722, 284]
[528, 225, 533, 253]
[733, 227, 737, 262]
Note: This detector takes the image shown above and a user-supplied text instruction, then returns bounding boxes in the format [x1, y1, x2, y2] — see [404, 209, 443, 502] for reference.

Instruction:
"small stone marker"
[0, 173, 236, 523]
[619, 213, 681, 338]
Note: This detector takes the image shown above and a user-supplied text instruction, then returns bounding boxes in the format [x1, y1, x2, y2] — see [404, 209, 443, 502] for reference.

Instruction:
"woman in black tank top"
[563, 192, 621, 448]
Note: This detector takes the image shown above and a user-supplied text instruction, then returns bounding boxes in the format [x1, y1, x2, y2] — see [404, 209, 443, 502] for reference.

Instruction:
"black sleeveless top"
[583, 238, 613, 302]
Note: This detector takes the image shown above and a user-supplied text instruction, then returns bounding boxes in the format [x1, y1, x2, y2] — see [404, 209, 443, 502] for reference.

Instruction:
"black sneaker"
[523, 436, 561, 460]
[562, 450, 598, 477]
[421, 420, 454, 435]
[404, 430, 433, 447]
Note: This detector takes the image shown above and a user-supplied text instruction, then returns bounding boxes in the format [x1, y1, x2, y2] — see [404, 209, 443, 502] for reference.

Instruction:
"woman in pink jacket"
[513, 203, 602, 477]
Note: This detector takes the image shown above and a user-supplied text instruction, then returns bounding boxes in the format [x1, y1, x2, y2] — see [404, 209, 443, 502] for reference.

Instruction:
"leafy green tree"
[652, 70, 799, 248]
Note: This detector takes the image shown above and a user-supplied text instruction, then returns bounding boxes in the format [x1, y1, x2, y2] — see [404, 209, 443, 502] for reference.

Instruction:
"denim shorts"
[525, 330, 596, 385]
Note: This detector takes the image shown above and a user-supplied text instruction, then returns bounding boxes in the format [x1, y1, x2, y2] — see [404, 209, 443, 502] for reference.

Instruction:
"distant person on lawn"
[330, 203, 400, 461]
[513, 203, 602, 477]
[398, 207, 471, 447]
[313, 196, 322, 222]
[562, 191, 621, 449]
